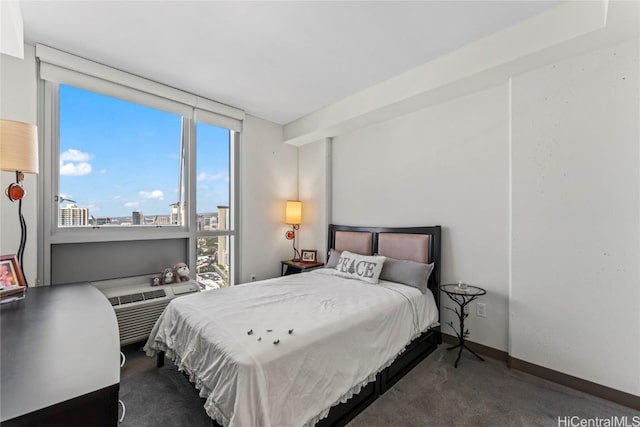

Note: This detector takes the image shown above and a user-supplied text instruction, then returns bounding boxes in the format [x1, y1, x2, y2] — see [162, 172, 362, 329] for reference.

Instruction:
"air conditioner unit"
[101, 281, 200, 345]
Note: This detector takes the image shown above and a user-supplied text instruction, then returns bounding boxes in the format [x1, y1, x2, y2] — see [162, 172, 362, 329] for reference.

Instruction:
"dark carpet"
[119, 355, 211, 427]
[119, 344, 638, 426]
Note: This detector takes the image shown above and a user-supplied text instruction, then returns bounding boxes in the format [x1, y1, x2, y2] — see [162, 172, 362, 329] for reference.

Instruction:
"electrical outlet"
[250, 274, 256, 281]
[477, 302, 486, 317]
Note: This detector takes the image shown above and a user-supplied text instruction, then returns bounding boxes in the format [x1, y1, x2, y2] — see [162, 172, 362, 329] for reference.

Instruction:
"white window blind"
[36, 43, 244, 126]
[194, 108, 242, 132]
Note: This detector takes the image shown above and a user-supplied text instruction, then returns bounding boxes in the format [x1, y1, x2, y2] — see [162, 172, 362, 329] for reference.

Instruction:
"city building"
[94, 217, 111, 226]
[217, 206, 229, 268]
[132, 211, 143, 225]
[153, 215, 171, 225]
[170, 202, 185, 225]
[58, 203, 89, 226]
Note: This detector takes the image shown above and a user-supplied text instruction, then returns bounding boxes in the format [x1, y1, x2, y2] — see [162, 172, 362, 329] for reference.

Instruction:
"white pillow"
[335, 251, 386, 284]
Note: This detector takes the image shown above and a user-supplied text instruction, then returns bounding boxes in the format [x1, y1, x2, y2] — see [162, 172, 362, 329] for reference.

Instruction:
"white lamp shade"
[0, 119, 39, 174]
[285, 200, 302, 225]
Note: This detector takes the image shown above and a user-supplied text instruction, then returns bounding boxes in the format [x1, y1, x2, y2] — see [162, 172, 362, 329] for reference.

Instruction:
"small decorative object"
[173, 262, 190, 282]
[457, 280, 467, 290]
[162, 267, 174, 285]
[0, 254, 25, 287]
[257, 337, 262, 341]
[247, 329, 254, 335]
[288, 329, 294, 335]
[273, 339, 280, 345]
[300, 249, 317, 263]
[0, 254, 26, 303]
[150, 275, 162, 286]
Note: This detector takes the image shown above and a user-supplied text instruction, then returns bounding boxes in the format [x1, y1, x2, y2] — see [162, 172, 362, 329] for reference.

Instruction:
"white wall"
[298, 138, 330, 263]
[240, 115, 298, 283]
[322, 36, 640, 396]
[332, 84, 510, 352]
[510, 38, 639, 395]
[0, 45, 38, 284]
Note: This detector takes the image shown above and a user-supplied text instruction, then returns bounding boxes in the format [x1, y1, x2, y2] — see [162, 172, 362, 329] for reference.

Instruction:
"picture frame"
[0, 254, 26, 303]
[300, 249, 317, 263]
[0, 254, 25, 287]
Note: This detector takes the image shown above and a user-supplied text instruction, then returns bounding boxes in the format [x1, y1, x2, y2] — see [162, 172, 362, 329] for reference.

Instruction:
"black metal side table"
[440, 283, 487, 368]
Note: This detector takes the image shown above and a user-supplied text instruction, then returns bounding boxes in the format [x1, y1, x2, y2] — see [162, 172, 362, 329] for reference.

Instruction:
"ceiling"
[21, 1, 560, 125]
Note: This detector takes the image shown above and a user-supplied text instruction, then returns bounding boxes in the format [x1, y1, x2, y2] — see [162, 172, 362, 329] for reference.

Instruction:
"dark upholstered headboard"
[327, 224, 442, 310]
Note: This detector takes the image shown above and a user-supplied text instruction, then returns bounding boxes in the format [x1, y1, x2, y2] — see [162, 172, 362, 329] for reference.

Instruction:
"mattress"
[144, 268, 439, 427]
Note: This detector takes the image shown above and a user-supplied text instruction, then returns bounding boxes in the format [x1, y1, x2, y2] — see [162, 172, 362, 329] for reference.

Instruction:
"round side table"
[440, 283, 487, 368]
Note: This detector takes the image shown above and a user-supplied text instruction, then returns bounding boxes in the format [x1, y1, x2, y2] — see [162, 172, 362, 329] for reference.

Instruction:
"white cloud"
[139, 190, 164, 200]
[60, 162, 92, 176]
[113, 195, 121, 200]
[124, 201, 139, 208]
[100, 169, 107, 174]
[197, 172, 228, 182]
[59, 149, 92, 176]
[60, 149, 90, 162]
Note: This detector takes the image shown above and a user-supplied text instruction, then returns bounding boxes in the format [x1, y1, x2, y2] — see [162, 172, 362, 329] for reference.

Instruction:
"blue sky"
[59, 84, 229, 218]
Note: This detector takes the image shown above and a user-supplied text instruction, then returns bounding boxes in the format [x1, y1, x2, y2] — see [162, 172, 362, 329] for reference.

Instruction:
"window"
[37, 45, 242, 287]
[58, 84, 184, 227]
[195, 122, 234, 289]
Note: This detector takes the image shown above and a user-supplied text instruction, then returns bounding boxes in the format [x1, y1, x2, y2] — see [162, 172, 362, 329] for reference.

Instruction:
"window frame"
[188, 119, 239, 288]
[38, 79, 240, 286]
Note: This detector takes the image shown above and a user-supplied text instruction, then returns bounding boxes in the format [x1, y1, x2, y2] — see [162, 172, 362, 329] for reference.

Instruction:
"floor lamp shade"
[0, 119, 39, 174]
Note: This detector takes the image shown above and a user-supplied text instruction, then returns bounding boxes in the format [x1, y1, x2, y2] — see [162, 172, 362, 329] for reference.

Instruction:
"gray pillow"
[326, 249, 342, 269]
[380, 257, 434, 294]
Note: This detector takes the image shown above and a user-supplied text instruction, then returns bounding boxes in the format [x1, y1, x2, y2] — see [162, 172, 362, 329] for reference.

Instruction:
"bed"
[144, 224, 441, 427]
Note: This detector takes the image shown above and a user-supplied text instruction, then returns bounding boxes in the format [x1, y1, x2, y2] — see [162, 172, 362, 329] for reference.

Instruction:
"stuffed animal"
[162, 267, 174, 285]
[150, 275, 162, 287]
[174, 262, 191, 282]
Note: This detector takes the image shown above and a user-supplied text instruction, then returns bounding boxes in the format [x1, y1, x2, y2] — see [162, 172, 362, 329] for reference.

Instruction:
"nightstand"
[440, 283, 487, 368]
[280, 260, 324, 276]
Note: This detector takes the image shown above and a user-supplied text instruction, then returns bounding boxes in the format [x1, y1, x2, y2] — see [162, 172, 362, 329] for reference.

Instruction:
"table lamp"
[285, 200, 302, 261]
[0, 119, 39, 285]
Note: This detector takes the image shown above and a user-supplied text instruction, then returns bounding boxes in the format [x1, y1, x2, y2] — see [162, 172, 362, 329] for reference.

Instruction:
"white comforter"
[144, 269, 438, 427]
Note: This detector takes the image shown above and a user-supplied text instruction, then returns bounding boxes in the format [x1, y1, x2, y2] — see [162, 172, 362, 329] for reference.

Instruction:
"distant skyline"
[59, 84, 230, 218]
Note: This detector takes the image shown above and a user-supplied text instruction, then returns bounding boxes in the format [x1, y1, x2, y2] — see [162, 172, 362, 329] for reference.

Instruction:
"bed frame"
[158, 224, 441, 427]
[316, 224, 442, 427]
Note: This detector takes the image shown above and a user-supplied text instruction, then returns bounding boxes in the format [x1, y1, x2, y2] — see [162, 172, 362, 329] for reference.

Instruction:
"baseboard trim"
[440, 333, 640, 411]
[441, 333, 508, 362]
[508, 356, 640, 411]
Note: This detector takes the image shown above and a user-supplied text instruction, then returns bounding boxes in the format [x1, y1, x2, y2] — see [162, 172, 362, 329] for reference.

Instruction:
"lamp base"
[4, 171, 29, 285]
[5, 171, 25, 201]
[292, 248, 301, 262]
[285, 226, 301, 262]
[6, 182, 25, 201]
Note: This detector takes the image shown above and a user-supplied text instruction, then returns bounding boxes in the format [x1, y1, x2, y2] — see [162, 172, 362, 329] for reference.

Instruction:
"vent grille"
[102, 283, 198, 346]
[143, 290, 166, 300]
[115, 300, 170, 345]
[109, 289, 167, 306]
